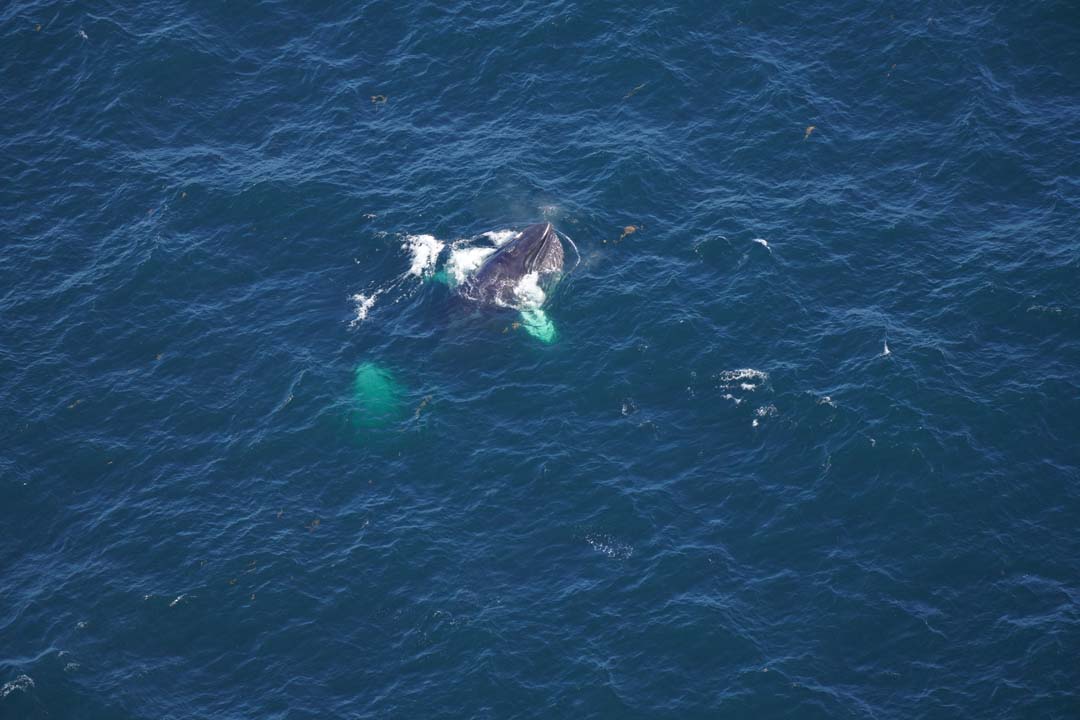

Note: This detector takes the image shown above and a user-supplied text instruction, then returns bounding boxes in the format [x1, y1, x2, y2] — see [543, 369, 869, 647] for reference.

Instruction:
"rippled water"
[3, 1, 1079, 718]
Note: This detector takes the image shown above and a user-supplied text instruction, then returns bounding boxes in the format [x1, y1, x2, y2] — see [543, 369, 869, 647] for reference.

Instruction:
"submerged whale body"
[460, 222, 564, 307]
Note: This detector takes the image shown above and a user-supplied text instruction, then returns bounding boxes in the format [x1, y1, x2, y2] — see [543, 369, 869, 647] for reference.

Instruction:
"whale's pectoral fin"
[519, 308, 557, 344]
[352, 362, 404, 427]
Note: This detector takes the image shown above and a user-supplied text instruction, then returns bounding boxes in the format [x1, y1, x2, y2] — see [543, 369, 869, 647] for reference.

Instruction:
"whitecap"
[718, 368, 768, 383]
[717, 369, 767, 409]
[1, 675, 34, 698]
[753, 405, 777, 428]
[585, 533, 633, 559]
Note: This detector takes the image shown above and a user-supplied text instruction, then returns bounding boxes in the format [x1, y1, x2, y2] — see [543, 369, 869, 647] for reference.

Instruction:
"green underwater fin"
[519, 308, 557, 344]
[351, 362, 404, 427]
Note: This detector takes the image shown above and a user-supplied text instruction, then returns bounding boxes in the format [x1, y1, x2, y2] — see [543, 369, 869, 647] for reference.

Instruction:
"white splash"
[445, 245, 495, 287]
[349, 292, 377, 326]
[403, 234, 444, 277]
[483, 229, 519, 246]
[752, 238, 769, 248]
[882, 340, 891, 356]
[514, 271, 546, 309]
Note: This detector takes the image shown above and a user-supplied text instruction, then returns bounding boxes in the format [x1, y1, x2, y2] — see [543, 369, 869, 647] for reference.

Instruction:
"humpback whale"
[459, 222, 565, 307]
[455, 222, 567, 343]
[353, 222, 572, 343]
[348, 223, 571, 427]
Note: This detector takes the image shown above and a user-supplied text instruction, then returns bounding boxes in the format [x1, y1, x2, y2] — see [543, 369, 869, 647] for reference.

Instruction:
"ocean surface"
[3, 1, 1079, 718]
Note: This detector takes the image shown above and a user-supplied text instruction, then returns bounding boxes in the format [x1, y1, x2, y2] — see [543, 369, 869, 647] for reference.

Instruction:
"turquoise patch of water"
[351, 362, 404, 427]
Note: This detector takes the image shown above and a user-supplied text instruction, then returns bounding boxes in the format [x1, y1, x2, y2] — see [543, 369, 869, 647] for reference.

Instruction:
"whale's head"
[462, 223, 565, 307]
[513, 222, 564, 276]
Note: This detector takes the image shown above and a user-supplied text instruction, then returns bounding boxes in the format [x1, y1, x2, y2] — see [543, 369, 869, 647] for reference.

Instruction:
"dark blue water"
[3, 2, 1079, 717]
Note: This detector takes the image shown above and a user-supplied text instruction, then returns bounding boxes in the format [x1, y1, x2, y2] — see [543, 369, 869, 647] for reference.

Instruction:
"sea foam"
[350, 292, 378, 325]
[403, 234, 444, 277]
[483, 229, 519, 246]
[445, 245, 496, 287]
